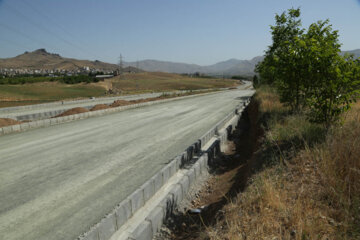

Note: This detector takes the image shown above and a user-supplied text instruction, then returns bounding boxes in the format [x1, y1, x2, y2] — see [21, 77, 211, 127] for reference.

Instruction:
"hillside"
[341, 49, 360, 58]
[107, 71, 239, 93]
[1, 48, 358, 75]
[0, 49, 118, 71]
[125, 56, 264, 76]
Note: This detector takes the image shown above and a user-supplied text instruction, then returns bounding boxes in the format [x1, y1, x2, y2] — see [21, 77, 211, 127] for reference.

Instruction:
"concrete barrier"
[0, 91, 219, 137]
[77, 95, 253, 240]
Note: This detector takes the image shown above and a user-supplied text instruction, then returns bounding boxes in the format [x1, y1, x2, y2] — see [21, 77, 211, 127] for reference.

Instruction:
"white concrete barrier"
[76, 94, 254, 240]
[0, 92, 219, 137]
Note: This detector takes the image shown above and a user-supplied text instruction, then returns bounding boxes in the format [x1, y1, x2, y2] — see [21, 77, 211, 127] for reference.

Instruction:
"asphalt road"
[0, 87, 254, 240]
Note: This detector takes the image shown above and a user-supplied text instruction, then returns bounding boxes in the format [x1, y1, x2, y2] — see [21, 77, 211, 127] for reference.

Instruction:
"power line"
[19, 0, 102, 60]
[2, 1, 101, 60]
[0, 37, 32, 50]
[0, 22, 58, 51]
[119, 54, 123, 74]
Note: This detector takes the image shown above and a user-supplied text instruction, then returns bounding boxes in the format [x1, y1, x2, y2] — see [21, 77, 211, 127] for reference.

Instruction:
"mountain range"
[125, 56, 264, 76]
[1, 49, 359, 76]
[341, 49, 360, 58]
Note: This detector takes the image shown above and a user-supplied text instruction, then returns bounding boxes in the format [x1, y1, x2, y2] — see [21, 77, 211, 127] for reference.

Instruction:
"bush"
[256, 8, 360, 126]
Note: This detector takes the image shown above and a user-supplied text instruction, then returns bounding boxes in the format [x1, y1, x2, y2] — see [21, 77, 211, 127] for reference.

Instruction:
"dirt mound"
[0, 118, 22, 127]
[110, 100, 131, 107]
[90, 104, 110, 111]
[55, 107, 89, 117]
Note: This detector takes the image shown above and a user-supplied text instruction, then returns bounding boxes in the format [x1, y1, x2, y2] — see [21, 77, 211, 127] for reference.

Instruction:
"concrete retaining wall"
[0, 88, 226, 114]
[0, 94, 157, 114]
[0, 91, 219, 137]
[78, 96, 253, 240]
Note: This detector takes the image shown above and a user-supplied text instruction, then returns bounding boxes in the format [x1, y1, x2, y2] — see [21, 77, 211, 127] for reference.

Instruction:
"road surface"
[0, 87, 254, 240]
[0, 92, 165, 120]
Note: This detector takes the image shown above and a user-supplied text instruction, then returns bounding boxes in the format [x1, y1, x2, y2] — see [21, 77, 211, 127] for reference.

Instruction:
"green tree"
[301, 21, 360, 125]
[256, 8, 306, 111]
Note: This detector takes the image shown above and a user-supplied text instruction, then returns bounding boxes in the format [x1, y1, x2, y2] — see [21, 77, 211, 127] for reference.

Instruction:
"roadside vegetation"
[110, 72, 238, 92]
[0, 74, 104, 85]
[166, 8, 359, 240]
[0, 82, 105, 106]
[206, 86, 360, 239]
[211, 8, 360, 240]
[256, 8, 360, 126]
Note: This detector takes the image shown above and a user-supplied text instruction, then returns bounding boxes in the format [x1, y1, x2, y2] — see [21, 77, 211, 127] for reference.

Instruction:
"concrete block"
[193, 161, 201, 179]
[130, 188, 144, 215]
[11, 124, 21, 132]
[170, 184, 183, 205]
[43, 119, 51, 127]
[115, 199, 132, 228]
[57, 117, 65, 124]
[169, 160, 177, 177]
[161, 165, 170, 184]
[50, 118, 57, 125]
[179, 175, 190, 197]
[197, 139, 202, 152]
[3, 126, 12, 134]
[175, 156, 182, 170]
[142, 178, 155, 202]
[98, 213, 117, 240]
[129, 221, 152, 240]
[186, 145, 194, 160]
[29, 121, 38, 128]
[37, 120, 45, 128]
[199, 154, 208, 172]
[186, 168, 196, 186]
[151, 172, 163, 193]
[81, 227, 99, 240]
[159, 192, 176, 218]
[145, 206, 164, 236]
[194, 140, 201, 154]
[180, 151, 187, 167]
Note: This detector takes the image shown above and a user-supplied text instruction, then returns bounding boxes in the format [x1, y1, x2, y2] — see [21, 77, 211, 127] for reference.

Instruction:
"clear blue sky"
[0, 0, 359, 65]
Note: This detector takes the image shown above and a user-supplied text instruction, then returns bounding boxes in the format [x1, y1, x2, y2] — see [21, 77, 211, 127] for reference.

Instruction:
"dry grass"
[0, 72, 238, 108]
[0, 118, 22, 127]
[54, 107, 89, 117]
[206, 86, 360, 240]
[0, 82, 105, 107]
[109, 72, 239, 92]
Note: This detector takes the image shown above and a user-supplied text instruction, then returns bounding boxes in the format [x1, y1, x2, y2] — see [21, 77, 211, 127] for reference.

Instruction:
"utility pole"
[119, 54, 123, 75]
[136, 60, 139, 71]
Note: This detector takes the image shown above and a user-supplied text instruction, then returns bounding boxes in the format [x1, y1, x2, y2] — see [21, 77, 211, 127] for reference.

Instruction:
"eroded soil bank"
[154, 98, 264, 240]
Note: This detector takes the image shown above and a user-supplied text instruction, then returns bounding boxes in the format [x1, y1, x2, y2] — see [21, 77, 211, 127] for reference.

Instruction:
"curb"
[0, 91, 221, 137]
[78, 96, 253, 240]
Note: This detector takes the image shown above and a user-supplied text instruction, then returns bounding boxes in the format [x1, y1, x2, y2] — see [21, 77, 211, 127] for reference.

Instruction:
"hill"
[2, 48, 358, 76]
[125, 56, 264, 76]
[341, 49, 360, 58]
[108, 71, 238, 93]
[0, 49, 118, 71]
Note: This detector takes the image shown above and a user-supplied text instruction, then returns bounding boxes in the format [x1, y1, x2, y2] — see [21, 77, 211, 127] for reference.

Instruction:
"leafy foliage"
[256, 8, 360, 126]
